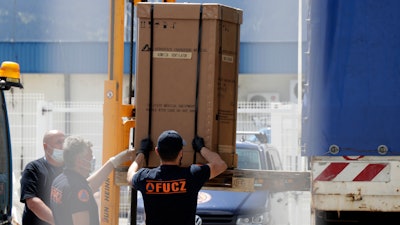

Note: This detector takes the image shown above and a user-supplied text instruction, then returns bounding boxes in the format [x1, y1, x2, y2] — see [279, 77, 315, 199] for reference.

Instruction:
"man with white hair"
[50, 135, 134, 225]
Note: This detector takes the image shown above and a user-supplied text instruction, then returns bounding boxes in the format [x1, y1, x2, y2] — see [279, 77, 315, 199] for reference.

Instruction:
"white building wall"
[20, 73, 298, 103]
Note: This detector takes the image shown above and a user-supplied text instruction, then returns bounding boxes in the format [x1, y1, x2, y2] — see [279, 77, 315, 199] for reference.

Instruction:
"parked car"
[130, 140, 284, 225]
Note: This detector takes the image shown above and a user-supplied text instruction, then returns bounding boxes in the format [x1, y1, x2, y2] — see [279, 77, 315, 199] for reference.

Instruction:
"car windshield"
[236, 147, 261, 170]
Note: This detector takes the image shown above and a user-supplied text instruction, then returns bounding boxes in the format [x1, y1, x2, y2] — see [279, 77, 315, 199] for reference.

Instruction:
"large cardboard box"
[134, 2, 242, 168]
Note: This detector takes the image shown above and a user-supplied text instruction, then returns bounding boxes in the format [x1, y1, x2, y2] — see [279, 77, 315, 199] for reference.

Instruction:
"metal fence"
[6, 91, 106, 224]
[6, 92, 104, 176]
[237, 101, 306, 171]
[6, 92, 307, 174]
[5, 91, 307, 224]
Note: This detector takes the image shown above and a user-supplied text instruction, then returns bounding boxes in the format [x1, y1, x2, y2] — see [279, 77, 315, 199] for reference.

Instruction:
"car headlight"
[236, 212, 270, 225]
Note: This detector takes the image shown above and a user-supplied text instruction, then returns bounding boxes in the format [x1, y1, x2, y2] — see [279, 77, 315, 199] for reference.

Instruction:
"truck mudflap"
[312, 156, 400, 211]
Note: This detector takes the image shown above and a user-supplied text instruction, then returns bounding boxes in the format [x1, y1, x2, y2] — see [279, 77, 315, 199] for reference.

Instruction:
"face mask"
[90, 157, 96, 172]
[51, 148, 64, 163]
[82, 157, 96, 173]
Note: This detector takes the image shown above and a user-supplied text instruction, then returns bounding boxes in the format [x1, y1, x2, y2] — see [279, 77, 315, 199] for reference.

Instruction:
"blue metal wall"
[0, 0, 305, 74]
[0, 42, 298, 74]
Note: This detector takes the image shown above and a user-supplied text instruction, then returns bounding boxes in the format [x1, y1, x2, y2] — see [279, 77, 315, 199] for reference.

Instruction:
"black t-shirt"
[20, 157, 63, 225]
[132, 164, 210, 225]
[50, 169, 99, 225]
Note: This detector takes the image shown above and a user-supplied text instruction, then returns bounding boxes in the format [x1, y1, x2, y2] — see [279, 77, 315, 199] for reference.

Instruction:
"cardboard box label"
[153, 51, 193, 59]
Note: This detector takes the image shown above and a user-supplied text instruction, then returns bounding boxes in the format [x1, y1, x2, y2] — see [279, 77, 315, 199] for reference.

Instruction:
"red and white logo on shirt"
[78, 189, 90, 202]
[51, 187, 63, 204]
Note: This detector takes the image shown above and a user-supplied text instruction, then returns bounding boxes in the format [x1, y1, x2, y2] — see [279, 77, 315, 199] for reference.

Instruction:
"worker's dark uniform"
[50, 169, 99, 225]
[132, 164, 210, 225]
[20, 157, 63, 225]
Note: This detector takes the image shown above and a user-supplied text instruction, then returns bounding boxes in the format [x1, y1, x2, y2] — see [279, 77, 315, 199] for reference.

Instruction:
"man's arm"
[199, 147, 228, 179]
[126, 138, 152, 184]
[26, 197, 55, 225]
[72, 211, 90, 225]
[126, 153, 145, 184]
[86, 159, 114, 191]
[192, 136, 228, 179]
[87, 149, 134, 191]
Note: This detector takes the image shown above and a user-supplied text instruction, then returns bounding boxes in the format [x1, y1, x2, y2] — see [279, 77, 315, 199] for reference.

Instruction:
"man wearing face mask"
[20, 129, 66, 225]
[50, 135, 134, 225]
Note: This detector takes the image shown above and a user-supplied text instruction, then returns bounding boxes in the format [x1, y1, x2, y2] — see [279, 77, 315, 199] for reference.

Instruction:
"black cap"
[157, 130, 186, 153]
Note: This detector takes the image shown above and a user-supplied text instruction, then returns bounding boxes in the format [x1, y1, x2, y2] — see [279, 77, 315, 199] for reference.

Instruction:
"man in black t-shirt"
[127, 130, 228, 225]
[51, 163, 99, 225]
[50, 135, 134, 225]
[20, 130, 65, 225]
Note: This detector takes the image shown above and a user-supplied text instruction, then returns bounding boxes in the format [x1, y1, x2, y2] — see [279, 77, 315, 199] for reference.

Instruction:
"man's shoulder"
[24, 157, 46, 169]
[133, 167, 158, 181]
[135, 167, 151, 176]
[52, 172, 69, 188]
[190, 163, 210, 170]
[189, 164, 210, 176]
[30, 157, 46, 164]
